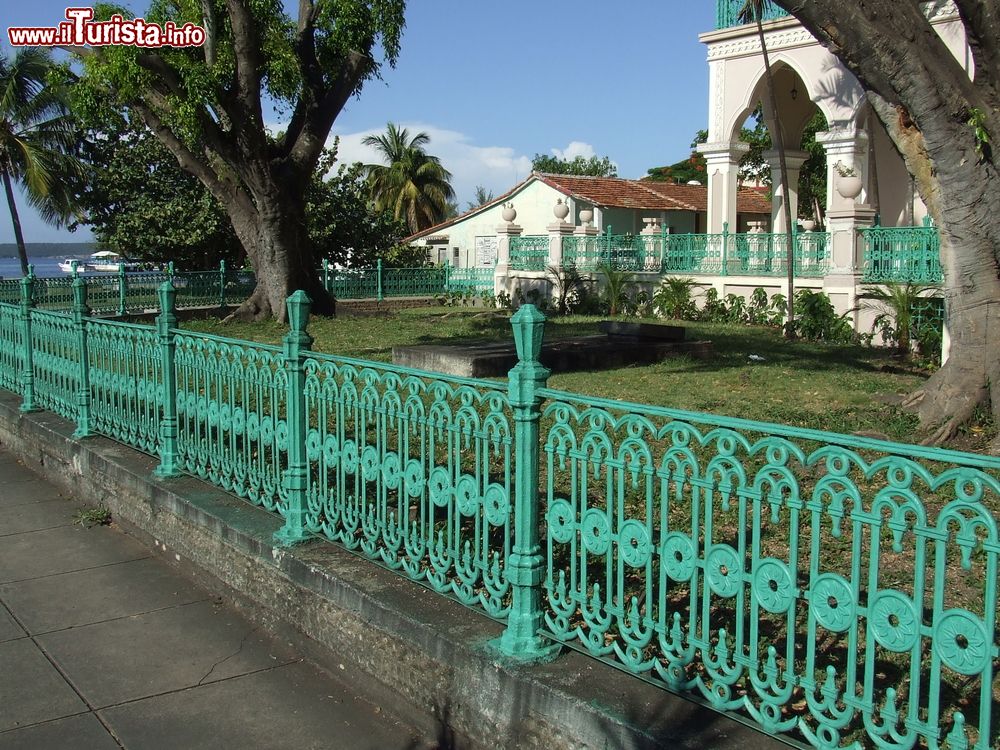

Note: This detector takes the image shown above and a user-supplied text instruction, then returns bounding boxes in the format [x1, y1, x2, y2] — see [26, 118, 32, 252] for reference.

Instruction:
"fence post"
[167, 261, 175, 280]
[376, 259, 384, 302]
[274, 291, 313, 546]
[153, 281, 181, 478]
[18, 267, 37, 413]
[721, 221, 730, 276]
[218, 259, 227, 308]
[323, 259, 330, 291]
[117, 262, 127, 316]
[491, 304, 560, 661]
[71, 264, 91, 438]
[444, 262, 452, 293]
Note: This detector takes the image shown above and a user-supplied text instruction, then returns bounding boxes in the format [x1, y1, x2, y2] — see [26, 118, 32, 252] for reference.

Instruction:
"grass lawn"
[181, 306, 993, 450]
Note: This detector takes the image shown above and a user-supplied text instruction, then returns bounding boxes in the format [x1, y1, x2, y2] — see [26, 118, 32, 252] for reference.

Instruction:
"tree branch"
[287, 50, 371, 174]
[223, 0, 266, 147]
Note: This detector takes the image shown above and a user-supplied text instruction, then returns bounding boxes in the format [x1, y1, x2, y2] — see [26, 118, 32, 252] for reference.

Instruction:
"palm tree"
[363, 123, 455, 235]
[598, 262, 634, 317]
[862, 282, 940, 355]
[738, 0, 796, 338]
[466, 185, 494, 211]
[0, 48, 80, 276]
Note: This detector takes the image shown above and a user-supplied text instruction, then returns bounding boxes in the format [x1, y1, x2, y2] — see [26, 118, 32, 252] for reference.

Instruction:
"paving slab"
[1, 556, 209, 635]
[0, 605, 25, 642]
[0, 638, 87, 732]
[0, 498, 82, 537]
[100, 661, 428, 750]
[0, 524, 149, 584]
[0, 713, 118, 750]
[0, 476, 65, 508]
[37, 599, 301, 708]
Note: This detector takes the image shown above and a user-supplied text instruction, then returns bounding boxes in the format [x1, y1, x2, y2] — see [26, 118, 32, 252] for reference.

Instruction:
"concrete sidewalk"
[0, 448, 432, 750]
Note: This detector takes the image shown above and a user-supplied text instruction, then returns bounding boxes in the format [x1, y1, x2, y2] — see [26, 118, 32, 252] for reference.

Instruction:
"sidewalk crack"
[196, 626, 257, 686]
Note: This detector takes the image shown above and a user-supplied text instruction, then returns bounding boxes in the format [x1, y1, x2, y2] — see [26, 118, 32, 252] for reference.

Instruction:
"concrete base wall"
[0, 392, 780, 750]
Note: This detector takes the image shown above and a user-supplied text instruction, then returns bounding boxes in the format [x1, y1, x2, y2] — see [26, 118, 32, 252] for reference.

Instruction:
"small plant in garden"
[74, 506, 112, 528]
[547, 264, 589, 316]
[767, 293, 787, 327]
[862, 282, 941, 356]
[724, 293, 748, 323]
[597, 263, 635, 317]
[495, 291, 512, 310]
[697, 287, 729, 323]
[793, 289, 854, 342]
[653, 277, 703, 319]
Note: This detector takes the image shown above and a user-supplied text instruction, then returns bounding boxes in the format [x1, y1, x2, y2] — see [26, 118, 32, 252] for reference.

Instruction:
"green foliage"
[548, 264, 589, 316]
[466, 185, 494, 211]
[967, 107, 992, 163]
[308, 141, 409, 268]
[73, 118, 243, 268]
[862, 282, 941, 355]
[74, 506, 112, 527]
[653, 278, 703, 319]
[363, 123, 455, 234]
[0, 48, 83, 273]
[597, 263, 634, 317]
[793, 289, 854, 342]
[531, 153, 618, 177]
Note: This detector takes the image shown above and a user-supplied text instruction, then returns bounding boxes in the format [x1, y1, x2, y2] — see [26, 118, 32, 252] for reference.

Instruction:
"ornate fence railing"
[319, 261, 494, 300]
[557, 228, 830, 278]
[715, 0, 787, 30]
[0, 261, 256, 316]
[0, 279, 995, 749]
[509, 236, 550, 271]
[860, 223, 943, 285]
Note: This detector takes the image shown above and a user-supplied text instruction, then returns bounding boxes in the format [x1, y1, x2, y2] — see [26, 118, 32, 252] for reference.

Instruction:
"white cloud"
[328, 123, 533, 207]
[550, 141, 597, 161]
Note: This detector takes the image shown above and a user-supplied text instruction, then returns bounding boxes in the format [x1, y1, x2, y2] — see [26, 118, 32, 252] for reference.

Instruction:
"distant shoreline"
[0, 243, 97, 259]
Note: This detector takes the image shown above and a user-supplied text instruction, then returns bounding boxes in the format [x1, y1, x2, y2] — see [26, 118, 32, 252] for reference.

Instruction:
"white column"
[494, 222, 522, 296]
[697, 141, 750, 234]
[547, 220, 574, 268]
[763, 149, 809, 233]
[815, 128, 870, 217]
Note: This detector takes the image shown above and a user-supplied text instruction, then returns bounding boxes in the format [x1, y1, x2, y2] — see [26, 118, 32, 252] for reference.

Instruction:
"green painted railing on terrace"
[715, 0, 787, 29]
[0, 279, 996, 749]
[509, 236, 549, 271]
[559, 227, 830, 278]
[320, 260, 494, 300]
[861, 223, 943, 284]
[0, 261, 256, 316]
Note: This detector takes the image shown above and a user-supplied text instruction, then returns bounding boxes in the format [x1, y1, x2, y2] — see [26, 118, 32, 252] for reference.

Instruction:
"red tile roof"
[405, 173, 770, 241]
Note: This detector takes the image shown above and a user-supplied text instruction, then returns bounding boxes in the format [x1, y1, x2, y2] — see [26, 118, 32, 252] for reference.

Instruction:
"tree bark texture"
[778, 0, 1000, 446]
[2, 171, 30, 277]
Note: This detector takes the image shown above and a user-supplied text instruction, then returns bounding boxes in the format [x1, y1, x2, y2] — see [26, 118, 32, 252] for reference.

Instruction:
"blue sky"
[2, 1, 715, 243]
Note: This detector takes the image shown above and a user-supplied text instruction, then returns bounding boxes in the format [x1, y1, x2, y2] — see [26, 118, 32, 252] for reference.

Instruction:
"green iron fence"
[715, 0, 787, 29]
[558, 228, 829, 278]
[320, 261, 493, 300]
[509, 236, 550, 271]
[0, 261, 256, 316]
[0, 279, 996, 749]
[861, 223, 943, 284]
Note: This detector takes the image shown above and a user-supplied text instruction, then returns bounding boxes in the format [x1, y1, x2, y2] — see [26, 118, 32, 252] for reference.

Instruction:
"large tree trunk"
[778, 0, 1000, 448]
[2, 172, 30, 277]
[224, 187, 334, 323]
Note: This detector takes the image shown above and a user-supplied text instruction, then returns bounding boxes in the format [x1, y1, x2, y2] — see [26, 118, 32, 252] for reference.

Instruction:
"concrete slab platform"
[101, 661, 430, 750]
[1, 556, 209, 635]
[0, 639, 86, 732]
[36, 599, 301, 708]
[394, 335, 711, 378]
[0, 605, 25, 643]
[0, 524, 149, 584]
[0, 499, 82, 537]
[0, 713, 119, 750]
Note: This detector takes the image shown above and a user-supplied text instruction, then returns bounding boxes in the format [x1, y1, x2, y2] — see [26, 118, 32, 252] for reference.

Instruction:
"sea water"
[0, 255, 81, 279]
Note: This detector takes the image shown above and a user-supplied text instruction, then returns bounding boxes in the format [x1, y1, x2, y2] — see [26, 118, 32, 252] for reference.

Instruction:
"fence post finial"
[274, 290, 313, 546]
[153, 280, 181, 478]
[490, 303, 560, 662]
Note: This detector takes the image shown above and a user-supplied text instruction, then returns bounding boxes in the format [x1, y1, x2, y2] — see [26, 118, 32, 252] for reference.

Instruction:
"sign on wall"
[475, 236, 498, 267]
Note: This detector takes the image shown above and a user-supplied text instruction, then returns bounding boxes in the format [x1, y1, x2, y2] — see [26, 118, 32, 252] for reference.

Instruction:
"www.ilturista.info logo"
[8, 7, 206, 48]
